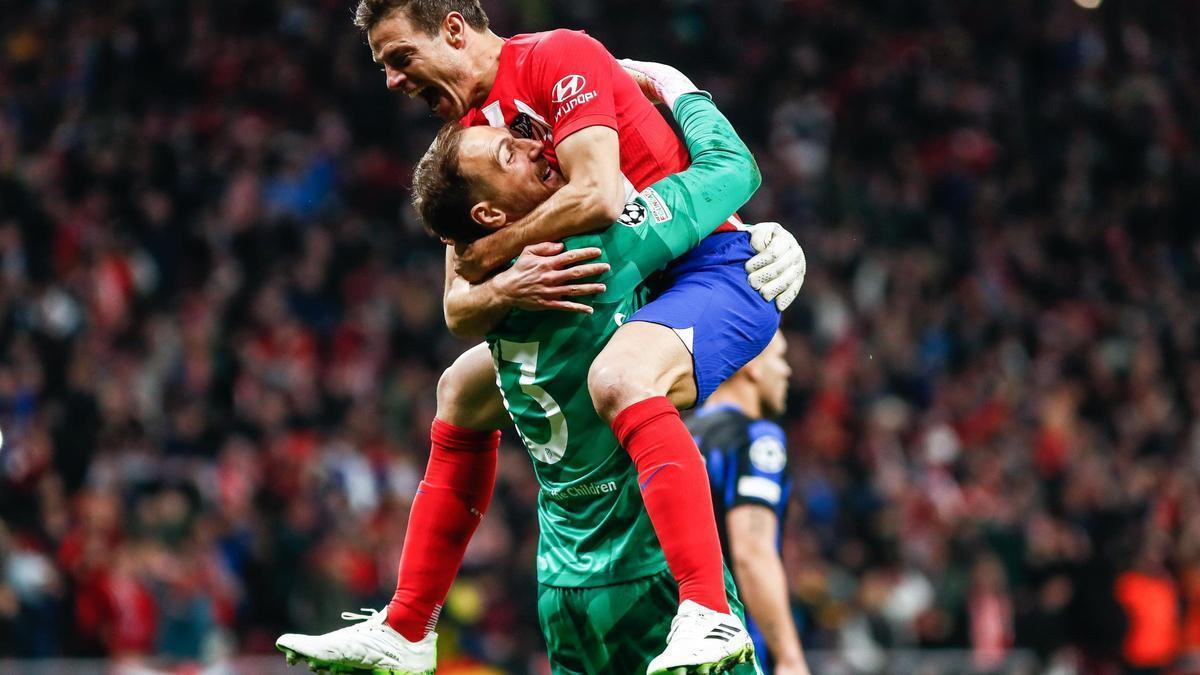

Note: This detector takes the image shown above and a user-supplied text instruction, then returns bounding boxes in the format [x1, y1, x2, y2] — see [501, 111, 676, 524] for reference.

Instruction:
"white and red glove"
[618, 58, 701, 110]
[745, 222, 806, 312]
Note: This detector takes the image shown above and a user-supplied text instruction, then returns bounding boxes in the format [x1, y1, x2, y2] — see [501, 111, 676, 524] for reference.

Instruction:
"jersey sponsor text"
[543, 480, 619, 502]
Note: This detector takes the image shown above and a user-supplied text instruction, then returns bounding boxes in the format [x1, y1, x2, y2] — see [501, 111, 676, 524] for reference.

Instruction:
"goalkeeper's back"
[485, 93, 760, 588]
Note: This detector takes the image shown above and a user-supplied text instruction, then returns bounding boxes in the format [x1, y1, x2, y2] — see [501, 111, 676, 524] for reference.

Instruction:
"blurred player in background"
[688, 332, 811, 675]
[277, 1, 803, 673]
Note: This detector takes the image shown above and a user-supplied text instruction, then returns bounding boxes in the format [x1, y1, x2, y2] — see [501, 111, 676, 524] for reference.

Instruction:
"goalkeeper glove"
[618, 58, 701, 111]
[745, 222, 806, 312]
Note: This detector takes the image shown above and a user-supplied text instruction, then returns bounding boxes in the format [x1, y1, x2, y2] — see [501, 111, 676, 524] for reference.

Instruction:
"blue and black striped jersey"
[687, 403, 791, 673]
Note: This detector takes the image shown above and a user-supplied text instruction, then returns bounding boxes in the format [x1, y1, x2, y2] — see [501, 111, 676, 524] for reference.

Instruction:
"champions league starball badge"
[618, 202, 647, 227]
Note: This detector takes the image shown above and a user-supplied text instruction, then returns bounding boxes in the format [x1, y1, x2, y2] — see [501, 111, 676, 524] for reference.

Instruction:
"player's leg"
[581, 569, 759, 675]
[589, 321, 729, 611]
[386, 343, 508, 638]
[276, 345, 508, 672]
[537, 571, 679, 674]
[602, 570, 688, 673]
[721, 568, 764, 675]
[589, 231, 780, 673]
[536, 584, 594, 675]
[433, 342, 511, 431]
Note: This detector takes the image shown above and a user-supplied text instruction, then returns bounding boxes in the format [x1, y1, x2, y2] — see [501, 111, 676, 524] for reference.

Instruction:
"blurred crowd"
[1, 0, 1199, 672]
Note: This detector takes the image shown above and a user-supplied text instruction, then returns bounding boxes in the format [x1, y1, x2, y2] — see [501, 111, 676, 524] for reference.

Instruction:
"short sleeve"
[732, 421, 790, 510]
[528, 30, 618, 144]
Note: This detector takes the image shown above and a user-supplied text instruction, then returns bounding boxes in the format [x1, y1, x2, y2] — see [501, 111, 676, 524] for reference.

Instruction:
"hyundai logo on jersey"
[552, 74, 587, 102]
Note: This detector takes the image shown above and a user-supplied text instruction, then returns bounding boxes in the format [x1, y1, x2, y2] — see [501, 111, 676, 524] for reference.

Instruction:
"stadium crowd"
[2, 0, 1199, 672]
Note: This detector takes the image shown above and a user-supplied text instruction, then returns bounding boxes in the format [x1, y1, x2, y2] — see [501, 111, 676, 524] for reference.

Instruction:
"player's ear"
[443, 12, 467, 48]
[470, 201, 506, 230]
[742, 357, 764, 387]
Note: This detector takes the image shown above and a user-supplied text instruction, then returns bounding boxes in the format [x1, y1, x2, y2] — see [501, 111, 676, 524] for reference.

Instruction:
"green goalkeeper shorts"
[537, 567, 762, 674]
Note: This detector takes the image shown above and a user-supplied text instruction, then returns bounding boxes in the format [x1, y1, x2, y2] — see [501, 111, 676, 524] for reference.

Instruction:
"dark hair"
[353, 0, 489, 35]
[411, 123, 491, 244]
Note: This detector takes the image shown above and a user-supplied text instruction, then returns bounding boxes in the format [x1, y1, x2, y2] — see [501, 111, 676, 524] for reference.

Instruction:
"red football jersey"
[462, 29, 736, 230]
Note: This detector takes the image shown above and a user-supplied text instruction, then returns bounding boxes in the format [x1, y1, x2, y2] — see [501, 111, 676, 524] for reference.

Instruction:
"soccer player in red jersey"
[276, 2, 806, 673]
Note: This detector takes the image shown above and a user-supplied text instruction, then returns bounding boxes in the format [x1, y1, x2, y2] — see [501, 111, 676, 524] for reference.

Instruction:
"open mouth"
[408, 85, 444, 114]
[418, 86, 441, 112]
[539, 161, 561, 187]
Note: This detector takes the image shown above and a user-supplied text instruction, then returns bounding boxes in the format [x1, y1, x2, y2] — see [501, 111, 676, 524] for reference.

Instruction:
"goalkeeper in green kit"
[278, 63, 787, 674]
[429, 73, 766, 673]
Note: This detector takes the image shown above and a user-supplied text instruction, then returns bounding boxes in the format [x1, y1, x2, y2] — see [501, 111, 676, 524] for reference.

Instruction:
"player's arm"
[442, 243, 609, 338]
[450, 126, 624, 283]
[591, 92, 760, 298]
[638, 92, 760, 254]
[727, 505, 811, 675]
[452, 31, 627, 283]
[623, 57, 807, 311]
[443, 247, 506, 337]
[648, 90, 758, 247]
[727, 423, 810, 674]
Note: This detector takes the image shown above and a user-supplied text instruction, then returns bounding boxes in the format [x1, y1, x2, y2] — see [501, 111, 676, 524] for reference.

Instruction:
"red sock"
[612, 396, 730, 613]
[386, 419, 499, 640]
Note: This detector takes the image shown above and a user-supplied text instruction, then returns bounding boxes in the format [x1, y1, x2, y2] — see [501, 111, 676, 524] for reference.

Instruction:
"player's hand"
[745, 222, 806, 312]
[621, 66, 662, 105]
[492, 242, 608, 314]
[618, 59, 701, 110]
[454, 229, 519, 283]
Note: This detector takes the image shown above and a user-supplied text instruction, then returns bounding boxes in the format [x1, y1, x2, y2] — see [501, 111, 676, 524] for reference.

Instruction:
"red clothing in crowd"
[1115, 571, 1181, 667]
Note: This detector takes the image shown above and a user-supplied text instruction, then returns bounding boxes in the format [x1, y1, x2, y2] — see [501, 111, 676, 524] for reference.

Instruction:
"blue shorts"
[630, 231, 781, 405]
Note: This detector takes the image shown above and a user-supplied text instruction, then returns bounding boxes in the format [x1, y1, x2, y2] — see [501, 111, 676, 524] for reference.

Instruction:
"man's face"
[368, 11, 476, 119]
[458, 126, 565, 227]
[753, 332, 791, 418]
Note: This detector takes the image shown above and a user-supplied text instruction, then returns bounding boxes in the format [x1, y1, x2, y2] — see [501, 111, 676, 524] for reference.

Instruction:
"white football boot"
[276, 608, 436, 674]
[646, 600, 755, 675]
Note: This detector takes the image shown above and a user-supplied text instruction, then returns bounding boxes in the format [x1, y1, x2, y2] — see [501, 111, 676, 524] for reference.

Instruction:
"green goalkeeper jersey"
[486, 93, 760, 587]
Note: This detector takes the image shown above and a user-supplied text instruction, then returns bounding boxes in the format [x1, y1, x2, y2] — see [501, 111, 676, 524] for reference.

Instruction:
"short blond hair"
[411, 123, 491, 244]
